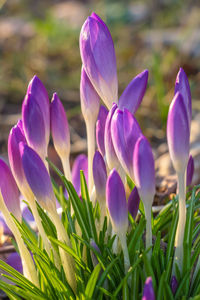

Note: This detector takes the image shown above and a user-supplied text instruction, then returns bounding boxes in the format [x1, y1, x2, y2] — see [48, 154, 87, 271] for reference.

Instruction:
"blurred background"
[0, 0, 200, 176]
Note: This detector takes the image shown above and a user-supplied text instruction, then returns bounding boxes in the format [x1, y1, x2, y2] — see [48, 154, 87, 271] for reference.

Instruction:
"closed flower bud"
[128, 187, 140, 220]
[72, 154, 88, 196]
[167, 92, 190, 173]
[142, 277, 155, 300]
[96, 105, 108, 157]
[186, 154, 194, 186]
[118, 70, 148, 114]
[93, 151, 107, 199]
[80, 13, 118, 108]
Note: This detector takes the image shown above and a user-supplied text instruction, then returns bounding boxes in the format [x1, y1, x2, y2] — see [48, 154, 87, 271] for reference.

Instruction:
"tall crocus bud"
[186, 154, 194, 186]
[96, 105, 108, 157]
[106, 169, 130, 273]
[104, 103, 120, 170]
[133, 136, 155, 253]
[142, 277, 155, 300]
[50, 93, 71, 180]
[72, 154, 88, 196]
[8, 122, 52, 257]
[170, 276, 178, 295]
[80, 67, 100, 194]
[27, 75, 50, 145]
[128, 187, 140, 220]
[167, 92, 190, 272]
[80, 13, 118, 108]
[118, 70, 148, 114]
[111, 108, 142, 179]
[0, 159, 21, 221]
[22, 92, 47, 161]
[93, 151, 107, 227]
[20, 143, 76, 291]
[175, 68, 192, 125]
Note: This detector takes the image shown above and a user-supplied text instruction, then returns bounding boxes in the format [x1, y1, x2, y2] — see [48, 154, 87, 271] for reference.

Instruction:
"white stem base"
[86, 121, 95, 195]
[61, 156, 72, 181]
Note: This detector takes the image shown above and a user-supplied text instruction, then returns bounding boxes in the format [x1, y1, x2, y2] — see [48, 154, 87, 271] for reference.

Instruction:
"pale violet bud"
[72, 154, 88, 196]
[128, 187, 140, 220]
[93, 151, 107, 198]
[142, 277, 155, 300]
[186, 154, 194, 186]
[80, 13, 118, 108]
[96, 105, 108, 157]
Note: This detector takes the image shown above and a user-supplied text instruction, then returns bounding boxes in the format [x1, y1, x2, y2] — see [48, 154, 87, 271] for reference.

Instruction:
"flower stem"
[144, 204, 152, 257]
[174, 169, 186, 273]
[0, 192, 39, 287]
[61, 155, 72, 181]
[86, 121, 95, 195]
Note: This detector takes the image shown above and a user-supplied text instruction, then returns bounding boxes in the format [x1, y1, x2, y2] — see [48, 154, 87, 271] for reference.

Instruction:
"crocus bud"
[96, 105, 108, 157]
[20, 143, 56, 212]
[50, 93, 70, 158]
[111, 108, 142, 179]
[170, 276, 178, 294]
[0, 159, 21, 221]
[80, 67, 100, 123]
[72, 154, 88, 196]
[22, 92, 47, 160]
[90, 239, 101, 267]
[142, 277, 155, 300]
[93, 151, 107, 199]
[118, 70, 148, 114]
[6, 252, 23, 274]
[80, 13, 118, 108]
[104, 103, 119, 170]
[27, 75, 50, 145]
[167, 92, 190, 173]
[175, 68, 192, 125]
[128, 187, 140, 220]
[186, 154, 194, 186]
[133, 136, 155, 204]
[106, 169, 128, 234]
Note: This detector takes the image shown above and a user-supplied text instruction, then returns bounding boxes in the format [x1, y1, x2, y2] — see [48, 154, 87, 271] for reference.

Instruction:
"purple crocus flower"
[104, 103, 119, 170]
[167, 92, 190, 173]
[50, 93, 70, 158]
[186, 154, 194, 186]
[0, 159, 21, 221]
[80, 67, 100, 122]
[6, 252, 23, 274]
[80, 13, 118, 108]
[128, 187, 140, 220]
[111, 108, 142, 179]
[96, 105, 108, 157]
[20, 143, 56, 212]
[133, 136, 155, 202]
[72, 154, 88, 196]
[106, 169, 128, 234]
[142, 277, 155, 300]
[170, 275, 178, 295]
[93, 151, 107, 199]
[118, 70, 148, 114]
[175, 68, 192, 125]
[22, 92, 47, 160]
[27, 75, 50, 145]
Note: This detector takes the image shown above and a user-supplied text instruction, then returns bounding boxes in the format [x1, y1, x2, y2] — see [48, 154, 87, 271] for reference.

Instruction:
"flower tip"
[142, 277, 155, 300]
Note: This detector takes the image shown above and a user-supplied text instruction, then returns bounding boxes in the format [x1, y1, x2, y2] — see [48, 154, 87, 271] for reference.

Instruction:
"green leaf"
[85, 264, 101, 298]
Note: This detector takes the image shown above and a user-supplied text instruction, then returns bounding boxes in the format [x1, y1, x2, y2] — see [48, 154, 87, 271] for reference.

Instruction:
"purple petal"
[27, 75, 50, 144]
[119, 70, 148, 114]
[186, 154, 194, 186]
[6, 252, 23, 274]
[50, 93, 70, 158]
[20, 143, 56, 211]
[22, 92, 47, 159]
[111, 108, 142, 178]
[8, 120, 27, 185]
[128, 187, 140, 219]
[80, 67, 100, 122]
[142, 277, 155, 300]
[106, 169, 128, 233]
[0, 213, 12, 236]
[90, 239, 101, 267]
[170, 276, 178, 294]
[167, 92, 190, 172]
[96, 105, 108, 156]
[133, 136, 155, 203]
[175, 68, 192, 124]
[72, 154, 88, 196]
[80, 14, 118, 108]
[104, 103, 119, 170]
[22, 205, 34, 223]
[0, 159, 21, 221]
[93, 151, 107, 198]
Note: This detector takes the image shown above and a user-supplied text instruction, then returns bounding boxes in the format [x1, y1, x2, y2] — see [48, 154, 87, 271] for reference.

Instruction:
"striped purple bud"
[118, 70, 148, 114]
[93, 151, 107, 199]
[80, 13, 118, 108]
[128, 187, 140, 220]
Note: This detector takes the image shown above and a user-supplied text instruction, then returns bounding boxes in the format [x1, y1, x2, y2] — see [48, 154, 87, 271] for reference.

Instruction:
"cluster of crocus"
[0, 11, 195, 298]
